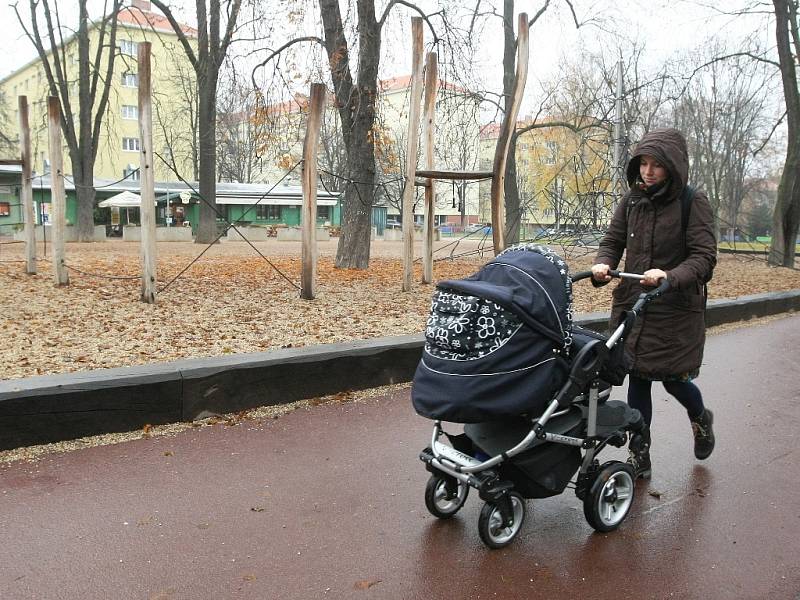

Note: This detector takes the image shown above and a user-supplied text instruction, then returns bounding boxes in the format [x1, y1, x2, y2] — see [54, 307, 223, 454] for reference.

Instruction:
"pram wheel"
[478, 491, 526, 549]
[583, 461, 635, 532]
[424, 474, 469, 519]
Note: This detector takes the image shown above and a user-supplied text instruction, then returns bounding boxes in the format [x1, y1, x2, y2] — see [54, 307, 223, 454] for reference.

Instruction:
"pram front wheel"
[478, 491, 526, 549]
[424, 474, 469, 519]
[583, 461, 635, 532]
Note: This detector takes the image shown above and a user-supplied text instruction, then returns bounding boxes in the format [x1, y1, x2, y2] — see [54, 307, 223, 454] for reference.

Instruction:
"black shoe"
[691, 409, 715, 460]
[627, 431, 652, 480]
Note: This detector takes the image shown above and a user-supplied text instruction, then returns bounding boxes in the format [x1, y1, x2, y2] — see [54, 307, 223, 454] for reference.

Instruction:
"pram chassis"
[418, 270, 669, 548]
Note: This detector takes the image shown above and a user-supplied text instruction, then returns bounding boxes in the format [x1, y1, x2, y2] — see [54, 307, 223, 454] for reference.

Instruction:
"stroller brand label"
[545, 433, 583, 446]
[434, 442, 482, 466]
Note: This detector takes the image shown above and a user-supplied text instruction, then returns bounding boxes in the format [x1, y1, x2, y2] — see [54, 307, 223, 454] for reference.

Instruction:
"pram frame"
[419, 270, 670, 547]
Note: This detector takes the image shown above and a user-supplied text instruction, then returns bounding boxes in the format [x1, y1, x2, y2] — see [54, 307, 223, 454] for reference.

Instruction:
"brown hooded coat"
[596, 128, 717, 379]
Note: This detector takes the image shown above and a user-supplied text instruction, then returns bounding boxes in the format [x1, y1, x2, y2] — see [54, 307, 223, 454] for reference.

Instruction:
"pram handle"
[570, 269, 646, 283]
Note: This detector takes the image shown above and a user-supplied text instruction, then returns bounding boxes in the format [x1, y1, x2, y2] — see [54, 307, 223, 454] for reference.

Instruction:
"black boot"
[627, 428, 652, 480]
[691, 409, 715, 460]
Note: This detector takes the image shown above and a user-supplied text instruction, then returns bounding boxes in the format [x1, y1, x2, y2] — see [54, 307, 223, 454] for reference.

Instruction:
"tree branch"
[250, 36, 325, 90]
[219, 0, 242, 56]
[91, 2, 122, 160]
[753, 110, 787, 156]
[378, 0, 439, 41]
[528, 0, 551, 26]
[149, 0, 198, 68]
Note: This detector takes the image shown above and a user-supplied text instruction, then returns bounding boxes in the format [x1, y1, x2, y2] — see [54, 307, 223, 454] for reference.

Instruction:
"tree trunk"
[770, 0, 800, 267]
[320, 0, 380, 269]
[334, 101, 378, 269]
[74, 179, 96, 239]
[196, 65, 219, 244]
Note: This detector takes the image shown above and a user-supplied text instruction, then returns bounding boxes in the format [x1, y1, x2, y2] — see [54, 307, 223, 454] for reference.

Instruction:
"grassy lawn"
[718, 241, 800, 252]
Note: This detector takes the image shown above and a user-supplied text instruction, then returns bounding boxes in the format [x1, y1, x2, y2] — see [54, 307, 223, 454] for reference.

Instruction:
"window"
[123, 164, 140, 181]
[121, 72, 138, 87]
[0, 202, 10, 217]
[121, 105, 138, 120]
[316, 205, 330, 220]
[122, 137, 140, 152]
[543, 141, 557, 165]
[120, 40, 138, 56]
[256, 205, 281, 220]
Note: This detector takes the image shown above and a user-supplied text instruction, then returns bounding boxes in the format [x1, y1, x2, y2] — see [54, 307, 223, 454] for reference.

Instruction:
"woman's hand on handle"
[591, 263, 611, 282]
[641, 268, 667, 287]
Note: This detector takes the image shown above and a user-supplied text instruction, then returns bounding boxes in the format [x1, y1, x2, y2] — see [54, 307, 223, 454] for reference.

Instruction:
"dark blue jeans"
[627, 374, 705, 426]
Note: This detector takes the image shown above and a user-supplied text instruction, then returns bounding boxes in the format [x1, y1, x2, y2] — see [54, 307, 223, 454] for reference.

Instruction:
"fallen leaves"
[353, 579, 382, 590]
[2, 241, 799, 382]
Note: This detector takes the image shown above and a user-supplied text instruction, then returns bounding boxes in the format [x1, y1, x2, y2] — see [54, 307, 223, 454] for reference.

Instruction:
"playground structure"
[1, 13, 533, 299]
[400, 14, 529, 291]
[0, 43, 327, 303]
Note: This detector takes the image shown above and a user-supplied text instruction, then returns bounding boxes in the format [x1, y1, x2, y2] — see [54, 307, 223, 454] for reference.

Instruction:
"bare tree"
[14, 0, 123, 241]
[317, 1, 455, 269]
[150, 0, 242, 244]
[672, 51, 776, 240]
[697, 1, 800, 265]
[154, 57, 199, 181]
[769, 0, 800, 266]
[0, 90, 16, 156]
[216, 68, 264, 184]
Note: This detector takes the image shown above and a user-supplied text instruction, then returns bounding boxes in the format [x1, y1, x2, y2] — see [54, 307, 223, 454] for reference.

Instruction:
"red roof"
[379, 74, 469, 95]
[117, 7, 197, 37]
[479, 116, 561, 140]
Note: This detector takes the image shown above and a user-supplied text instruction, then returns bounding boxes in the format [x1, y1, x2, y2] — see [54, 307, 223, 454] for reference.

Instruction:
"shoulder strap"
[680, 184, 695, 235]
[680, 184, 709, 295]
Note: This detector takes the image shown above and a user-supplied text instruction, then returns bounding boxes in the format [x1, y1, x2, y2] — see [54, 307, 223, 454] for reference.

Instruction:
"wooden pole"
[421, 52, 437, 284]
[401, 17, 424, 292]
[18, 96, 36, 274]
[46, 96, 68, 286]
[138, 42, 157, 303]
[490, 13, 529, 255]
[301, 83, 326, 300]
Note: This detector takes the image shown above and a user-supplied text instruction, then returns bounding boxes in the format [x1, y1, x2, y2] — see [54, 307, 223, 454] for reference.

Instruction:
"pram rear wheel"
[424, 474, 469, 519]
[478, 492, 526, 549]
[583, 461, 635, 532]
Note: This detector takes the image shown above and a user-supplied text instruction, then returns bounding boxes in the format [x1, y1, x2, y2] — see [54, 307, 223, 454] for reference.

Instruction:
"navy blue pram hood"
[439, 245, 574, 348]
[412, 245, 575, 423]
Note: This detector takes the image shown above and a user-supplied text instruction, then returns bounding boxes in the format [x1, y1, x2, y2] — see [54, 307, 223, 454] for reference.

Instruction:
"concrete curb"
[2, 290, 799, 450]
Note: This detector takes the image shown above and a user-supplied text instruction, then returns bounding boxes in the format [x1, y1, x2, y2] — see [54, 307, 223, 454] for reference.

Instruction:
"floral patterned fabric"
[425, 291, 523, 361]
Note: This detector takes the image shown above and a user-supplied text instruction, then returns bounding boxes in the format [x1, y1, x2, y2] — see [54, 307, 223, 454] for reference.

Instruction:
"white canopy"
[98, 191, 149, 208]
[215, 195, 338, 206]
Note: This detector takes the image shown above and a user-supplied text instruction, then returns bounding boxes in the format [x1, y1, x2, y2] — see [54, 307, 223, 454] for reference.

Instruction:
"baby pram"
[412, 245, 668, 548]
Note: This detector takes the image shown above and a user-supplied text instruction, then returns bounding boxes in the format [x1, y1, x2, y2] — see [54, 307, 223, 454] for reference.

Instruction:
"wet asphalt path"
[1, 315, 800, 599]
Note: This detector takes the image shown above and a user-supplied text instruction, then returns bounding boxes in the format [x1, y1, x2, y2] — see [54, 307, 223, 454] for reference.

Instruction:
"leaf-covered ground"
[1, 238, 797, 381]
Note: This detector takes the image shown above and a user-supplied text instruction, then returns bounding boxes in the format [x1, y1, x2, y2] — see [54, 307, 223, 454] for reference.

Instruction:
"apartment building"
[0, 0, 197, 183]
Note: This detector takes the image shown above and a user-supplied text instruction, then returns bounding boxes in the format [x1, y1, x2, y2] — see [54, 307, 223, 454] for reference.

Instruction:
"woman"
[591, 128, 717, 479]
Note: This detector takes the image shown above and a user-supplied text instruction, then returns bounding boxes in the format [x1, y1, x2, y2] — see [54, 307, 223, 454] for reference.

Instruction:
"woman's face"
[639, 155, 668, 187]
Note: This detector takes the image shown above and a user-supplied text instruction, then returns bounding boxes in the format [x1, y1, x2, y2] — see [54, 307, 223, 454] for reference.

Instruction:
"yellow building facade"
[0, 0, 196, 183]
[479, 118, 614, 234]
[251, 75, 482, 226]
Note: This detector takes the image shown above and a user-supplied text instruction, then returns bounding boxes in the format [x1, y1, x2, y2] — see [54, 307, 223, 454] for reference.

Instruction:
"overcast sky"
[0, 1, 773, 101]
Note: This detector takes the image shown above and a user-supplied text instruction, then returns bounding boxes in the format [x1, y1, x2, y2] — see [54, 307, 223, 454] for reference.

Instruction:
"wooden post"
[421, 52, 437, 284]
[18, 96, 36, 274]
[138, 42, 157, 303]
[401, 17, 424, 292]
[301, 83, 326, 300]
[490, 13, 529, 255]
[46, 96, 68, 286]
